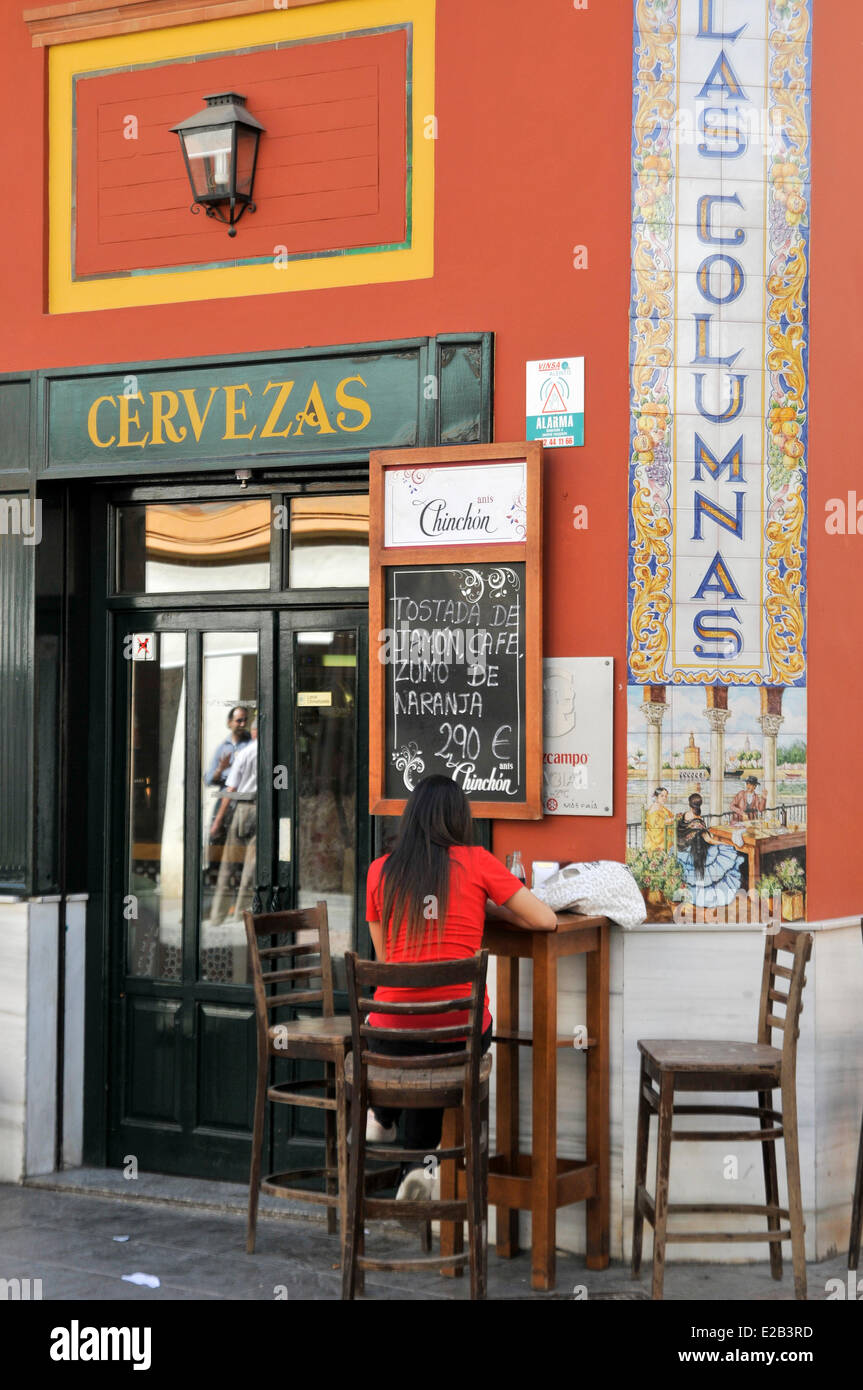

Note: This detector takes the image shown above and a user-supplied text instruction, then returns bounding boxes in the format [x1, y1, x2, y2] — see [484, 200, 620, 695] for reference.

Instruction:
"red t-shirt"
[365, 845, 525, 1032]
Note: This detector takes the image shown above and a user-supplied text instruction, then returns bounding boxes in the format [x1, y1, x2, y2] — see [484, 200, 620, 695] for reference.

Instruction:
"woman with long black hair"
[676, 791, 744, 908]
[364, 774, 555, 1195]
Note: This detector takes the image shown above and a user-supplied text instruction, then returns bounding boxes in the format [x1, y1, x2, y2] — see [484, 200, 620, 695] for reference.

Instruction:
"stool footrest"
[669, 1201, 791, 1219]
[358, 1251, 468, 1274]
[671, 1127, 784, 1142]
[268, 1082, 336, 1110]
[261, 1170, 338, 1206]
[364, 1197, 467, 1221]
[354, 1143, 465, 1163]
[663, 1227, 793, 1244]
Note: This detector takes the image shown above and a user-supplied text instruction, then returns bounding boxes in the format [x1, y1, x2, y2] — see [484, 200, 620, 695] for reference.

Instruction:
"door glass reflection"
[117, 501, 271, 594]
[295, 630, 357, 977]
[200, 632, 259, 982]
[126, 632, 186, 980]
[289, 496, 369, 587]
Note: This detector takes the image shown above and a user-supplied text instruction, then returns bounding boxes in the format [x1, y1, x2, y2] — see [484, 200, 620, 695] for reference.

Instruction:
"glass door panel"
[293, 628, 358, 974]
[199, 630, 259, 982]
[126, 631, 186, 980]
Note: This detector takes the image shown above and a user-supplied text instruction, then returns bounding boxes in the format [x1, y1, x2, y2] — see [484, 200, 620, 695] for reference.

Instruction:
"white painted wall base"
[0, 896, 86, 1183]
[488, 918, 863, 1265]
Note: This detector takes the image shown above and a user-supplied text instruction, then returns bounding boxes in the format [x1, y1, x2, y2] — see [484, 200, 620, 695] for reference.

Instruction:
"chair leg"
[439, 1107, 464, 1278]
[335, 1061, 349, 1268]
[246, 1049, 268, 1255]
[651, 1072, 675, 1301]
[849, 1104, 863, 1272]
[481, 1093, 490, 1296]
[758, 1087, 783, 1280]
[631, 1057, 651, 1279]
[781, 1074, 807, 1300]
[341, 1086, 366, 1300]
[324, 1062, 337, 1237]
[464, 1086, 485, 1300]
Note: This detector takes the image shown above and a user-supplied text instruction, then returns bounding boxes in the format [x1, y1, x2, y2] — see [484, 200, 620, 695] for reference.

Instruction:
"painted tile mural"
[626, 0, 810, 921]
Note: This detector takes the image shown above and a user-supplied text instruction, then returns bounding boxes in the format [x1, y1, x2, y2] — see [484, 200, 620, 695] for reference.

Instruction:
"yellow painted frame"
[49, 0, 434, 314]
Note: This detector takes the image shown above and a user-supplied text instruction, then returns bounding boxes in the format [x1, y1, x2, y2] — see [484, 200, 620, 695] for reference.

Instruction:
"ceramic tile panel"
[628, 0, 809, 920]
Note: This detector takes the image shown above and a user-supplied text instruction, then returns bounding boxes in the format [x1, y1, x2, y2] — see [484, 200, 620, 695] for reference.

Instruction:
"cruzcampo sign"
[42, 344, 432, 474]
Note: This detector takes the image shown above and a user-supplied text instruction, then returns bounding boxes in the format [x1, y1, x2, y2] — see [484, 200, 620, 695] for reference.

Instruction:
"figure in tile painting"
[730, 775, 767, 823]
[644, 786, 676, 853]
[676, 793, 744, 909]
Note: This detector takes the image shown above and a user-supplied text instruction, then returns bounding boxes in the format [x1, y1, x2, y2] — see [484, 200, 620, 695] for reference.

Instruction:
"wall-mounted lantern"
[171, 93, 265, 237]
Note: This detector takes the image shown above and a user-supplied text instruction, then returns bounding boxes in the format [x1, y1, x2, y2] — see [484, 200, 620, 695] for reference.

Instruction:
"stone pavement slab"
[0, 1176, 854, 1302]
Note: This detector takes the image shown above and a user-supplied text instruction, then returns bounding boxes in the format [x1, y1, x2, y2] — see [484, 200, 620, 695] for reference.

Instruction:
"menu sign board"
[384, 562, 527, 802]
[370, 443, 543, 819]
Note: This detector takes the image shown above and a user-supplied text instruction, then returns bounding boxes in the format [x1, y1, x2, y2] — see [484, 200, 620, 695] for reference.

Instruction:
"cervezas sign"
[41, 348, 427, 471]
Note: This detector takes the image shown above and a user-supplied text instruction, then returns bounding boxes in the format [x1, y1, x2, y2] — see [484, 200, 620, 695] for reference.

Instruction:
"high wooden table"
[440, 911, 610, 1291]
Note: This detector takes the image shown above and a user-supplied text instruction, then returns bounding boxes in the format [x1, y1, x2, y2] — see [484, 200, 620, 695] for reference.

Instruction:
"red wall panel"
[74, 28, 407, 275]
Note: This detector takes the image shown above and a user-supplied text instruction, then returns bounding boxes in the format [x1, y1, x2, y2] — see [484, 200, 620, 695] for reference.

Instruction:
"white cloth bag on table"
[534, 860, 647, 928]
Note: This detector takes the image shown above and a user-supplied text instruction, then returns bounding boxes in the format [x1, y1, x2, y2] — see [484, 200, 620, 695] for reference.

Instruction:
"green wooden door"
[107, 606, 369, 1181]
[269, 609, 370, 1176]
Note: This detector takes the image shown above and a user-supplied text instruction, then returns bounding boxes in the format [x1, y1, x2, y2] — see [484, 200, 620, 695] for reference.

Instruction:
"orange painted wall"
[807, 3, 863, 920]
[0, 2, 859, 919]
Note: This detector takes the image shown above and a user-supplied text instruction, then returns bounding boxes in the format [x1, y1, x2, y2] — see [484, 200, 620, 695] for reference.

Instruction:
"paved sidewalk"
[0, 1172, 854, 1301]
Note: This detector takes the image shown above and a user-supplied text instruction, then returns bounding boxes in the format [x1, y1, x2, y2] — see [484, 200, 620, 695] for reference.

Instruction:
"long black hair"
[380, 775, 473, 954]
[681, 792, 708, 877]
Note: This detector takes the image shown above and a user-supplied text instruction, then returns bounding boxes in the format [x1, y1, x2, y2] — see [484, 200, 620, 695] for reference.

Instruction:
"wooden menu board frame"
[369, 442, 543, 819]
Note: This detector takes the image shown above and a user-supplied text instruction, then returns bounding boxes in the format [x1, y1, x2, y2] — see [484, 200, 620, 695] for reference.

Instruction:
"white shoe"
[396, 1166, 440, 1203]
[395, 1166, 441, 1234]
[365, 1113, 398, 1144]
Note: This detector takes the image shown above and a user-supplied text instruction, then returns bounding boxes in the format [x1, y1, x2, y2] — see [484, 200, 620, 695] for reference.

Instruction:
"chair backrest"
[344, 950, 489, 1086]
[244, 903, 334, 1036]
[756, 927, 813, 1067]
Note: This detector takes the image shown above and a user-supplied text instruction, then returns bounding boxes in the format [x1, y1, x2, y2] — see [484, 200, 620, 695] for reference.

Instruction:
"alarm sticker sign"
[526, 357, 585, 448]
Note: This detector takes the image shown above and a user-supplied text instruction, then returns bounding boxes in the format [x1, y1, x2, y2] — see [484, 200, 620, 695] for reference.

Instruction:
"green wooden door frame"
[78, 331, 494, 1173]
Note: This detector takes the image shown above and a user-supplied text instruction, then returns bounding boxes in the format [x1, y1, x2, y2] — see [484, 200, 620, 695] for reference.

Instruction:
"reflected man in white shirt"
[209, 719, 258, 924]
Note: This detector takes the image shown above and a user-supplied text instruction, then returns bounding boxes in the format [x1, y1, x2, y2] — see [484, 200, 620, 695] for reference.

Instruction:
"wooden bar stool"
[244, 903, 353, 1254]
[632, 927, 813, 1300]
[341, 950, 492, 1300]
[850, 1108, 863, 1273]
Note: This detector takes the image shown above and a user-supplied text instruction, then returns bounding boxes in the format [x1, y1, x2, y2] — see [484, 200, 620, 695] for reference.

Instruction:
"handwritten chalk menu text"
[384, 564, 527, 802]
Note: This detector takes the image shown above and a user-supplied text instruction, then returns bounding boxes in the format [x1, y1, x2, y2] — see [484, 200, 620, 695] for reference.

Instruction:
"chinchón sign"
[627, 0, 810, 687]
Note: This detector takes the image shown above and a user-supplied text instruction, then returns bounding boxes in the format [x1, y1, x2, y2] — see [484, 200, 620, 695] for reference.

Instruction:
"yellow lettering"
[293, 380, 336, 436]
[335, 374, 372, 433]
[260, 381, 295, 439]
[150, 390, 187, 445]
[87, 395, 117, 448]
[178, 386, 218, 443]
[118, 393, 149, 449]
[223, 384, 256, 441]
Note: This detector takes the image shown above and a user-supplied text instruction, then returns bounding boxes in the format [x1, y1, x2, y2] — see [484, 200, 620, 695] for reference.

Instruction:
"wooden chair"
[850, 1110, 863, 1273]
[244, 903, 352, 1255]
[632, 927, 813, 1300]
[341, 950, 492, 1300]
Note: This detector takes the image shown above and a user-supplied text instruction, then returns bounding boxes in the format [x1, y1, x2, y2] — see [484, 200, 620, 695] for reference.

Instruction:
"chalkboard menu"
[369, 442, 543, 819]
[384, 563, 527, 803]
